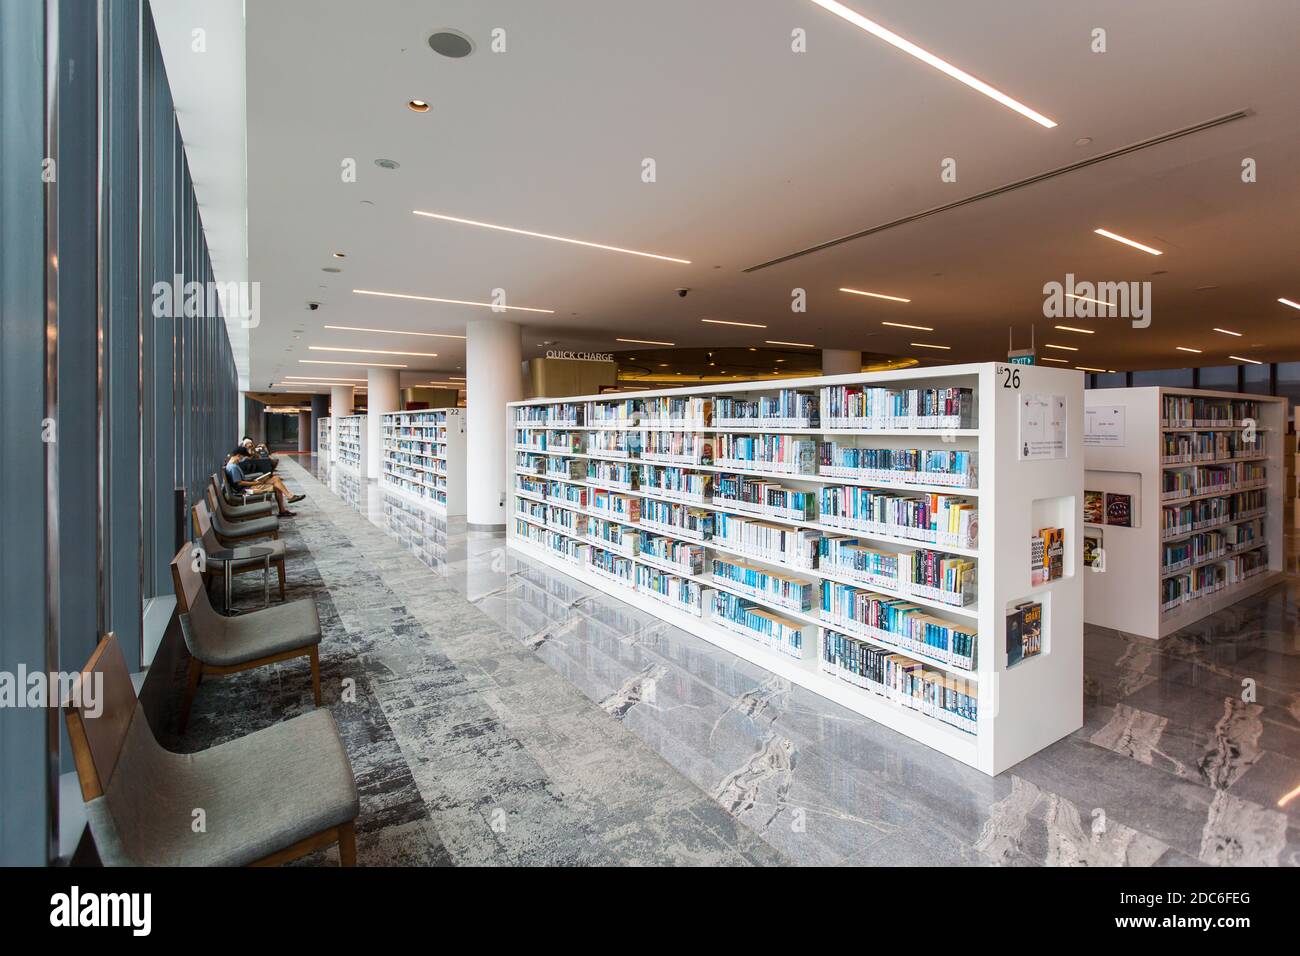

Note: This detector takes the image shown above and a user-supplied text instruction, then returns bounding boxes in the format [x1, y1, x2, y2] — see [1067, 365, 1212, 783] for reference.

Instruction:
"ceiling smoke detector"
[428, 29, 474, 58]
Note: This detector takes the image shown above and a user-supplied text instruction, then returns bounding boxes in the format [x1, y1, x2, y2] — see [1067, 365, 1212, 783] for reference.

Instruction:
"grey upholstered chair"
[63, 634, 358, 866]
[215, 469, 275, 508]
[193, 499, 287, 600]
[211, 472, 275, 520]
[204, 485, 279, 541]
[170, 543, 322, 733]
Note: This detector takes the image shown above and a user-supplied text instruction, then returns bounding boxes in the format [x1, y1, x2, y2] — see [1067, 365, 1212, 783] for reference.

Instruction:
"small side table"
[208, 546, 274, 613]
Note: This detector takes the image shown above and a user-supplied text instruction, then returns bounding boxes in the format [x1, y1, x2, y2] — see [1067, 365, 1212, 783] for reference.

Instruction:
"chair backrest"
[191, 499, 219, 551]
[205, 483, 221, 515]
[62, 634, 140, 801]
[169, 541, 206, 614]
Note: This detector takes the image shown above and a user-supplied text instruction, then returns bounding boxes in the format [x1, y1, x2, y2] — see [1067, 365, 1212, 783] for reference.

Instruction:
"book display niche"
[1083, 387, 1286, 639]
[507, 364, 1084, 774]
[380, 408, 466, 515]
[335, 414, 367, 476]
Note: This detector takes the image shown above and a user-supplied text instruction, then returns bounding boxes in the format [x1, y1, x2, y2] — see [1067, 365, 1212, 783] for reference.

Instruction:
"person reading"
[224, 448, 305, 516]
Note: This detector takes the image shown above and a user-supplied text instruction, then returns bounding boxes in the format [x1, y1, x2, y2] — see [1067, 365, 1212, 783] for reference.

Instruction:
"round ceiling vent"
[428, 29, 473, 58]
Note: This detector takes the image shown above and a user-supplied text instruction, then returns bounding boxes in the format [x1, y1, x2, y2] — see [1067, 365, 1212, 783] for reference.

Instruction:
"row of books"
[714, 513, 821, 568]
[715, 389, 819, 428]
[589, 398, 643, 426]
[714, 434, 818, 474]
[587, 545, 636, 585]
[547, 480, 587, 507]
[591, 489, 640, 522]
[1160, 489, 1267, 538]
[712, 557, 816, 612]
[641, 432, 712, 464]
[586, 460, 637, 489]
[588, 430, 640, 457]
[819, 487, 977, 548]
[635, 564, 704, 615]
[517, 402, 585, 427]
[821, 582, 977, 669]
[1161, 429, 1266, 463]
[641, 499, 714, 540]
[1161, 466, 1236, 500]
[1161, 530, 1228, 574]
[818, 444, 977, 488]
[817, 538, 977, 606]
[820, 385, 975, 429]
[1161, 395, 1261, 428]
[711, 591, 806, 659]
[587, 516, 638, 554]
[1160, 548, 1269, 611]
[642, 465, 710, 502]
[819, 629, 977, 734]
[712, 474, 816, 522]
[641, 395, 712, 427]
[637, 533, 705, 575]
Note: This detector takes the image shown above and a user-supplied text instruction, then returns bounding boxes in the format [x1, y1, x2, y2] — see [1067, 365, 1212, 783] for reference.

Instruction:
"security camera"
[676, 288, 690, 298]
[307, 301, 321, 311]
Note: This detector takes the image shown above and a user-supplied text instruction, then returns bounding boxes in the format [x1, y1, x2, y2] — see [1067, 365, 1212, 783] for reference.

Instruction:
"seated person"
[240, 437, 278, 475]
[224, 448, 305, 516]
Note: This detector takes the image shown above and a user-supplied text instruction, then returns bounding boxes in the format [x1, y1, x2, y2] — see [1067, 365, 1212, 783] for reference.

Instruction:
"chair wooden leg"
[276, 559, 286, 599]
[179, 657, 203, 734]
[309, 645, 321, 706]
[338, 821, 357, 867]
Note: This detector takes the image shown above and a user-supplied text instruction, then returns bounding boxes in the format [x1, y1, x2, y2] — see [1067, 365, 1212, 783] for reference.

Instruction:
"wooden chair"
[192, 498, 287, 600]
[63, 634, 358, 866]
[170, 543, 321, 734]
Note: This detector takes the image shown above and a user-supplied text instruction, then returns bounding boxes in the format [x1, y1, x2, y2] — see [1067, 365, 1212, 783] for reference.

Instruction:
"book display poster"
[1007, 601, 1044, 668]
[1018, 394, 1068, 461]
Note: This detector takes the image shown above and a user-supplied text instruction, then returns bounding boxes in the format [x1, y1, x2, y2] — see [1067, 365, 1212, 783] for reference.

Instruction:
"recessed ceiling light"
[332, 252, 346, 259]
[407, 100, 430, 113]
[412, 210, 691, 264]
[1040, 357, 1069, 363]
[1075, 366, 1107, 373]
[324, 324, 466, 339]
[748, 347, 757, 351]
[353, 289, 554, 314]
[910, 342, 951, 350]
[809, 0, 1057, 127]
[1054, 325, 1094, 334]
[449, 376, 466, 381]
[1278, 297, 1300, 311]
[1213, 327, 1242, 337]
[840, 287, 911, 303]
[1194, 285, 1218, 292]
[322, 267, 342, 273]
[657, 363, 670, 367]
[1175, 346, 1202, 353]
[1094, 228, 1162, 255]
[309, 346, 437, 358]
[374, 158, 400, 170]
[1044, 343, 1078, 351]
[1074, 136, 1093, 146]
[881, 321, 933, 331]
[428, 29, 474, 58]
[616, 338, 675, 346]
[766, 340, 816, 348]
[1229, 355, 1262, 365]
[299, 359, 408, 368]
[701, 318, 767, 328]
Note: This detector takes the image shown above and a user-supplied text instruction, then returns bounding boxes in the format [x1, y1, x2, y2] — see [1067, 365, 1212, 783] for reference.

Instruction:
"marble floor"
[171, 455, 1300, 866]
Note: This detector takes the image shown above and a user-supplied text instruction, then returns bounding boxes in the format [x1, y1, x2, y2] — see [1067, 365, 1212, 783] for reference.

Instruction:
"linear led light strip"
[1044, 343, 1078, 352]
[766, 340, 817, 348]
[1175, 346, 1202, 354]
[617, 337, 675, 346]
[840, 287, 911, 303]
[808, 0, 1057, 128]
[325, 324, 466, 339]
[353, 289, 554, 314]
[1054, 325, 1094, 334]
[1230, 355, 1262, 365]
[310, 346, 437, 358]
[284, 375, 365, 382]
[1094, 228, 1162, 255]
[702, 318, 767, 328]
[299, 359, 408, 368]
[1075, 366, 1107, 373]
[911, 342, 950, 350]
[1279, 298, 1300, 311]
[1213, 328, 1242, 336]
[1066, 293, 1119, 310]
[882, 321, 933, 331]
[412, 210, 691, 264]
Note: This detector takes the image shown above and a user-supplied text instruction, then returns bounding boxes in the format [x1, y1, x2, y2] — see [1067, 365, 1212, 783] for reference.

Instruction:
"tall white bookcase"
[335, 414, 367, 476]
[317, 417, 331, 457]
[379, 408, 466, 515]
[506, 363, 1084, 775]
[1083, 387, 1285, 639]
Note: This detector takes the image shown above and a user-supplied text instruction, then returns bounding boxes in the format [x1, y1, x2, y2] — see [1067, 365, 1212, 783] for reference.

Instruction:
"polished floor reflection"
[178, 455, 1300, 865]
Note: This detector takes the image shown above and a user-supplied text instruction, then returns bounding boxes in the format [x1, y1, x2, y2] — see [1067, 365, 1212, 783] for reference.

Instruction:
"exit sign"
[1008, 349, 1036, 366]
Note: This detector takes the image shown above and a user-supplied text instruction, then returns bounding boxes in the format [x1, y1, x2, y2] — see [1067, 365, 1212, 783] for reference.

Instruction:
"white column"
[821, 349, 861, 375]
[297, 410, 312, 452]
[329, 385, 353, 463]
[466, 319, 523, 531]
[366, 367, 400, 479]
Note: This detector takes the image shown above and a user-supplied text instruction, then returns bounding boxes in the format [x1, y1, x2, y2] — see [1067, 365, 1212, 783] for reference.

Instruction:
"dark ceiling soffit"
[742, 109, 1251, 273]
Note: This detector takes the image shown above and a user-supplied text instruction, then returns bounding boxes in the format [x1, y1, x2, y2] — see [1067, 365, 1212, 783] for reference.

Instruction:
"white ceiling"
[242, 0, 1300, 392]
[151, 0, 251, 388]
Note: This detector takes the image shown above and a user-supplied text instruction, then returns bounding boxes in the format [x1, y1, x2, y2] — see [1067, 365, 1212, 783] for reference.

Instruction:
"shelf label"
[1083, 405, 1126, 447]
[1018, 393, 1068, 461]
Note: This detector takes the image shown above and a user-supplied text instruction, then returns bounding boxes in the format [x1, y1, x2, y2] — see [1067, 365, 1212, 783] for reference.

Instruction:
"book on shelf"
[1083, 490, 1105, 525]
[1105, 493, 1132, 527]
[1030, 527, 1065, 586]
[1006, 600, 1042, 668]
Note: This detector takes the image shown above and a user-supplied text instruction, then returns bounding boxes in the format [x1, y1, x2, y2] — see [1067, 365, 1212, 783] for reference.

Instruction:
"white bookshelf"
[1083, 387, 1285, 639]
[379, 408, 466, 515]
[335, 414, 367, 476]
[507, 363, 1085, 775]
[317, 417, 331, 457]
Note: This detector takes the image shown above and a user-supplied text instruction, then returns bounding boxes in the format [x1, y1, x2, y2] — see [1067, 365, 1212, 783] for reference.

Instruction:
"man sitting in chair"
[225, 447, 305, 516]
